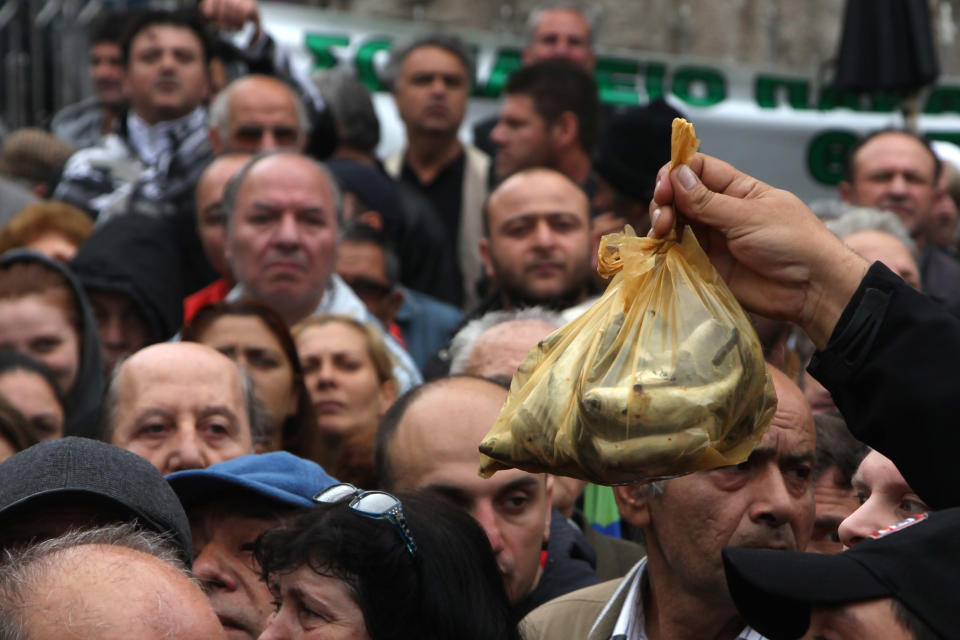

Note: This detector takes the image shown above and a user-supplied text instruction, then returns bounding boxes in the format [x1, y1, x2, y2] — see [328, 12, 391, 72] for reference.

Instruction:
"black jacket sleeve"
[808, 261, 960, 510]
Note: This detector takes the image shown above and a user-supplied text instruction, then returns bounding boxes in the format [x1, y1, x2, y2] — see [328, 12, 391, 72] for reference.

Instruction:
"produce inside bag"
[478, 118, 777, 485]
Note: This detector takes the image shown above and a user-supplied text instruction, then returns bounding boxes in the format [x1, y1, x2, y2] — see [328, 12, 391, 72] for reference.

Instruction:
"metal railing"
[0, 0, 187, 132]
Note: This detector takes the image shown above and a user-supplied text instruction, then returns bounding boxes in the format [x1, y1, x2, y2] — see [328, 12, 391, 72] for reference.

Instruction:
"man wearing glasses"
[167, 451, 337, 640]
[208, 75, 309, 154]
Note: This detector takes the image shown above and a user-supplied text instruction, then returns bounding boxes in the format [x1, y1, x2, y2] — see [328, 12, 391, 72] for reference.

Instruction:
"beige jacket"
[383, 144, 490, 310]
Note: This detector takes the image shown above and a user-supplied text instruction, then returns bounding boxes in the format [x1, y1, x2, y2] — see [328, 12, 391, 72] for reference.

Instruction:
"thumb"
[670, 163, 745, 233]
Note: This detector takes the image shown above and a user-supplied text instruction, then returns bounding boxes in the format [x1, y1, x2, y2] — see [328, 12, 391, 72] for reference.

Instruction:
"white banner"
[260, 1, 960, 203]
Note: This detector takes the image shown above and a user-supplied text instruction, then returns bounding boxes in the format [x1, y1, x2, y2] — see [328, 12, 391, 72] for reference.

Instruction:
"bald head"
[107, 343, 255, 474]
[462, 318, 559, 381]
[17, 543, 225, 639]
[209, 74, 307, 154]
[375, 376, 553, 603]
[769, 366, 814, 441]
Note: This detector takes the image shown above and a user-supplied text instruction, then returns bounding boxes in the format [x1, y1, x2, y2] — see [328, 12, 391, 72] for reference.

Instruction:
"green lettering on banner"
[595, 57, 640, 105]
[924, 87, 960, 114]
[817, 85, 898, 112]
[928, 131, 960, 146]
[755, 76, 809, 109]
[672, 66, 725, 107]
[355, 38, 393, 92]
[478, 49, 522, 98]
[807, 130, 858, 186]
[645, 62, 666, 100]
[304, 33, 350, 70]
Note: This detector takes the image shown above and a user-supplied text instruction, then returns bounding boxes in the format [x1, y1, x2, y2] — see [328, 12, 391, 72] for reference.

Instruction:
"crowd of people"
[0, 1, 957, 638]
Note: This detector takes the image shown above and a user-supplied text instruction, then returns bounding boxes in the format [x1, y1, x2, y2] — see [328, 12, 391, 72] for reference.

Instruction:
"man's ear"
[479, 237, 496, 280]
[549, 111, 579, 150]
[613, 483, 652, 530]
[838, 180, 853, 204]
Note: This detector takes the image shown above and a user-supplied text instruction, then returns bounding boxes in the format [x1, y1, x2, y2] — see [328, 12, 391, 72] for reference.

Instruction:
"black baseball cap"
[0, 437, 193, 565]
[722, 508, 960, 639]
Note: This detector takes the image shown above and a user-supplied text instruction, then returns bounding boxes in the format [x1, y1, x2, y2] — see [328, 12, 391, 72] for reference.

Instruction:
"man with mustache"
[54, 9, 214, 224]
[524, 367, 817, 640]
[384, 33, 490, 309]
[479, 167, 594, 313]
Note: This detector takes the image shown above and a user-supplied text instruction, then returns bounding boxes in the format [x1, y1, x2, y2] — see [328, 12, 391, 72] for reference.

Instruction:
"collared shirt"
[600, 558, 767, 640]
[399, 150, 466, 249]
[226, 274, 422, 393]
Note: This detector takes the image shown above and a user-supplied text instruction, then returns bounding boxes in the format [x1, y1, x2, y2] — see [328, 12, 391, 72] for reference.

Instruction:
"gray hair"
[383, 32, 475, 91]
[221, 150, 343, 228]
[825, 206, 918, 258]
[99, 355, 263, 452]
[524, 2, 599, 46]
[313, 70, 380, 154]
[0, 523, 188, 639]
[448, 308, 565, 375]
[208, 75, 310, 145]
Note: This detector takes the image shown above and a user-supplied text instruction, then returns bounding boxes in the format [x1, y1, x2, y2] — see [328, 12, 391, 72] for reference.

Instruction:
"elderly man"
[376, 375, 598, 617]
[208, 74, 309, 154]
[479, 167, 595, 313]
[384, 33, 489, 309]
[221, 151, 421, 391]
[490, 60, 600, 185]
[0, 437, 193, 564]
[168, 452, 337, 640]
[474, 3, 596, 154]
[104, 342, 260, 474]
[839, 129, 960, 315]
[0, 524, 226, 639]
[524, 367, 817, 639]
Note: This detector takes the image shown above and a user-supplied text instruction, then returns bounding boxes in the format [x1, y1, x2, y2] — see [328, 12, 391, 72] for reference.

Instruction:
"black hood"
[0, 250, 104, 438]
[69, 213, 185, 343]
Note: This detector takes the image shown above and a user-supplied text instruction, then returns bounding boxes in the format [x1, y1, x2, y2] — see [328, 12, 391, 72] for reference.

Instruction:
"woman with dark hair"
[182, 300, 323, 461]
[256, 487, 523, 640]
[0, 349, 66, 441]
[0, 250, 103, 438]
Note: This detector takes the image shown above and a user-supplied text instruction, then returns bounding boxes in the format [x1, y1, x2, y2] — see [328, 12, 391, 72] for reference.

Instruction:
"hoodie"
[0, 250, 104, 438]
[70, 213, 185, 344]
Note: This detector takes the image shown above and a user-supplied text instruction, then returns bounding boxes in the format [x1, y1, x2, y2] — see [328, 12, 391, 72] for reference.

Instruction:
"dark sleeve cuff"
[807, 261, 898, 388]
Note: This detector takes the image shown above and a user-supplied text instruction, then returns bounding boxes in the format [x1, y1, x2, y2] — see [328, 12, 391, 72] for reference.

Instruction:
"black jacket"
[809, 261, 960, 510]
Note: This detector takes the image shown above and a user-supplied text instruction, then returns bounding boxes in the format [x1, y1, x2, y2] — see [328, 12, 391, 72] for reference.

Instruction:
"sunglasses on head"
[313, 483, 418, 556]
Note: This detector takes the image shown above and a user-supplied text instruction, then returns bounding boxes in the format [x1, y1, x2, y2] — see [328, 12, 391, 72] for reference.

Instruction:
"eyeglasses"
[313, 483, 418, 556]
[233, 125, 300, 147]
[342, 276, 394, 300]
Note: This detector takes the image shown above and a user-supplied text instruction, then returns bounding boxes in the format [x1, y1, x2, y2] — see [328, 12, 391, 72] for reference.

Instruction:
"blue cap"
[166, 452, 338, 510]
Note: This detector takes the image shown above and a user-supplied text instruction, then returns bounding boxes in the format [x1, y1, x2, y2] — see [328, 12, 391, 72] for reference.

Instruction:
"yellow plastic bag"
[478, 225, 777, 485]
